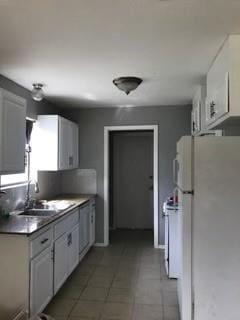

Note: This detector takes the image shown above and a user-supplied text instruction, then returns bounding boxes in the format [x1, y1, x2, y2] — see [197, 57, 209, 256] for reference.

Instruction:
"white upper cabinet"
[0, 88, 26, 174]
[205, 35, 240, 129]
[191, 86, 222, 136]
[34, 115, 79, 171]
[191, 86, 205, 136]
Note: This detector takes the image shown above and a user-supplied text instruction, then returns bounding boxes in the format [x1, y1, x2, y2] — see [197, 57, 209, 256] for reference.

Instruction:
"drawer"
[79, 202, 90, 215]
[54, 209, 79, 239]
[68, 209, 79, 229]
[30, 228, 53, 258]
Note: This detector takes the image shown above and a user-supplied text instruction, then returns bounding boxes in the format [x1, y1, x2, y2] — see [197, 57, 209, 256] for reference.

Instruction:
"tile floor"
[44, 230, 179, 320]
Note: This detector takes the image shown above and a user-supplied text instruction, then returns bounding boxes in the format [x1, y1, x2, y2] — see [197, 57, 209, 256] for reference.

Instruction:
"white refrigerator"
[175, 136, 240, 320]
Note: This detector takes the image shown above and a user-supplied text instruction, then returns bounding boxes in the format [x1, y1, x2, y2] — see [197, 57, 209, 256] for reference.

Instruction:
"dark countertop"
[0, 194, 96, 236]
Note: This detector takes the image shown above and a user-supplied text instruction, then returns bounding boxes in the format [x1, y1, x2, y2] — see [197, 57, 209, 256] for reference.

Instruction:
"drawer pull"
[41, 238, 49, 244]
[68, 233, 72, 246]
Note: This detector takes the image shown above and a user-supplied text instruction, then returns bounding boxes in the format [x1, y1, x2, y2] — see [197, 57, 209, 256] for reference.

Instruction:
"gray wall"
[0, 75, 59, 119]
[0, 75, 63, 210]
[62, 105, 191, 245]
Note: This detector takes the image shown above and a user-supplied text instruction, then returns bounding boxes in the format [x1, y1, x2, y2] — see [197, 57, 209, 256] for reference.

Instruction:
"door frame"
[104, 125, 159, 248]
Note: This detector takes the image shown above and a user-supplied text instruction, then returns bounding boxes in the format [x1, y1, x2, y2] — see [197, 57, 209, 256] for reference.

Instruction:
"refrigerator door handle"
[183, 190, 194, 195]
[175, 185, 194, 196]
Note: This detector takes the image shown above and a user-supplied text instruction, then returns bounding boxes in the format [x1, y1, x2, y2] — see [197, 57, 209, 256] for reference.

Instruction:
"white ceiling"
[0, 0, 240, 108]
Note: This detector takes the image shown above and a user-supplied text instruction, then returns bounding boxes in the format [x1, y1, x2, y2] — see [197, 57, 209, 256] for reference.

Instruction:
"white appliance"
[174, 136, 240, 320]
[163, 202, 179, 278]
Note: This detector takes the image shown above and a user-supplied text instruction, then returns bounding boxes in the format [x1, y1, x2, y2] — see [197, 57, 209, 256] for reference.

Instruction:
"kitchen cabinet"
[191, 87, 203, 135]
[54, 210, 79, 294]
[0, 88, 26, 174]
[191, 85, 222, 136]
[59, 117, 70, 170]
[205, 35, 240, 129]
[34, 115, 79, 171]
[68, 224, 80, 274]
[30, 247, 53, 315]
[0, 198, 95, 320]
[54, 233, 69, 294]
[79, 203, 90, 254]
[89, 199, 96, 246]
[72, 122, 79, 168]
[30, 228, 53, 315]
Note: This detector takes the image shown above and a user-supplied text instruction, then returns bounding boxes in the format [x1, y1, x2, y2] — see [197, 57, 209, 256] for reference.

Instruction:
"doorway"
[110, 130, 153, 230]
[104, 125, 159, 248]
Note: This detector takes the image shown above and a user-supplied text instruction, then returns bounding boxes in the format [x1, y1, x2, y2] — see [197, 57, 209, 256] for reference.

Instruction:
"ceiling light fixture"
[31, 83, 44, 101]
[113, 76, 142, 95]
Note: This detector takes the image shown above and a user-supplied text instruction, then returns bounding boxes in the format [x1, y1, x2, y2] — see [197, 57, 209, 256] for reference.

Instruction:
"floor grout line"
[45, 230, 179, 320]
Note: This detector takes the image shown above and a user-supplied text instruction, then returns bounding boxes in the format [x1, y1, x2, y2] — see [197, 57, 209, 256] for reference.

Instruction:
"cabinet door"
[0, 89, 26, 173]
[68, 224, 79, 274]
[84, 209, 90, 249]
[59, 117, 70, 170]
[214, 73, 229, 120]
[72, 123, 79, 168]
[67, 122, 79, 169]
[90, 209, 95, 246]
[191, 88, 202, 136]
[67, 121, 74, 169]
[206, 74, 229, 126]
[30, 247, 53, 316]
[79, 211, 85, 254]
[54, 233, 68, 294]
[79, 205, 90, 252]
[191, 105, 201, 135]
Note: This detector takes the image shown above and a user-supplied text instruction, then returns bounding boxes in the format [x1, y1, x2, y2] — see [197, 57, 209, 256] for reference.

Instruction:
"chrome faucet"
[25, 181, 39, 210]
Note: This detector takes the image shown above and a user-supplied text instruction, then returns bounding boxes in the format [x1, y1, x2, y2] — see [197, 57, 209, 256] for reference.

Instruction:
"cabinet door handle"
[210, 101, 216, 118]
[192, 121, 196, 133]
[68, 233, 72, 246]
[69, 156, 73, 166]
[41, 238, 49, 244]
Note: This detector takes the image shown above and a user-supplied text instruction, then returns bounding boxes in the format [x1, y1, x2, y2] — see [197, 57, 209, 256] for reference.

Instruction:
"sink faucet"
[25, 181, 39, 210]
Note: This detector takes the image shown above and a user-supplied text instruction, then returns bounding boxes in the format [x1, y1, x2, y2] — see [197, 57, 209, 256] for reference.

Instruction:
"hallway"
[45, 230, 179, 320]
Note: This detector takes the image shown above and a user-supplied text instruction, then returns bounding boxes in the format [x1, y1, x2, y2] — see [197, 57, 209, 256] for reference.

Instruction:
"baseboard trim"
[94, 242, 107, 247]
[155, 244, 165, 250]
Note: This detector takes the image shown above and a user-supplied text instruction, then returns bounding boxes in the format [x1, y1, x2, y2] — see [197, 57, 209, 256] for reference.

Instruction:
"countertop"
[0, 194, 96, 236]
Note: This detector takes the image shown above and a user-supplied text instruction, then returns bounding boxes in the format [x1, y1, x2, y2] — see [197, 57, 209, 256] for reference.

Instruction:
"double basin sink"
[19, 209, 59, 217]
[18, 200, 76, 218]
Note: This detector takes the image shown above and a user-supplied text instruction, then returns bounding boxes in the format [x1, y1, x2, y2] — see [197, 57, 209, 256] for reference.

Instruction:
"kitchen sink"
[18, 209, 58, 217]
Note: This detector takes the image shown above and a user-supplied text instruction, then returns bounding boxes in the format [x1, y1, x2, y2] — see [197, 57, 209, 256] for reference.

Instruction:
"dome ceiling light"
[113, 76, 142, 95]
[31, 83, 44, 101]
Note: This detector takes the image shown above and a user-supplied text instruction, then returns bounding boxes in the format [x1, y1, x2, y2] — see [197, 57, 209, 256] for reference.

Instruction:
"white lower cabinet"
[90, 200, 96, 246]
[0, 198, 95, 320]
[30, 246, 53, 316]
[54, 233, 69, 295]
[54, 223, 79, 294]
[79, 204, 90, 254]
[68, 224, 80, 275]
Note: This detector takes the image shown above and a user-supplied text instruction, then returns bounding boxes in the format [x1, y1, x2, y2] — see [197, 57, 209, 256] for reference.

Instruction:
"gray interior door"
[111, 131, 153, 229]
